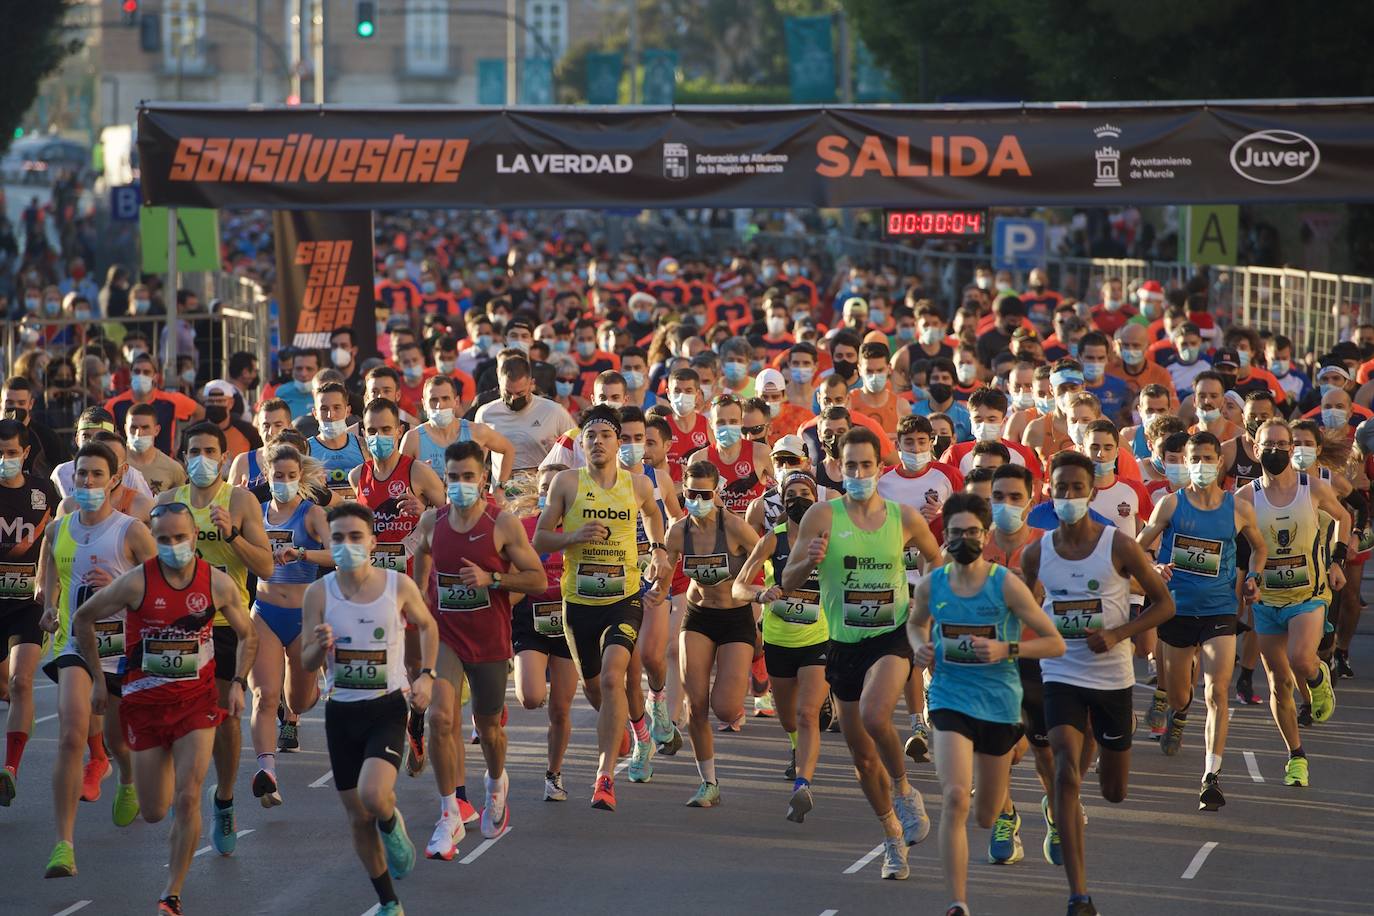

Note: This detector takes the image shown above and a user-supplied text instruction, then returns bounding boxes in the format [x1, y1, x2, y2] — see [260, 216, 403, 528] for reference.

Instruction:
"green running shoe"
[0, 766, 15, 807]
[377, 903, 404, 916]
[112, 782, 140, 827]
[1283, 756, 1309, 787]
[381, 809, 416, 879]
[1310, 661, 1336, 723]
[44, 840, 76, 878]
[685, 781, 721, 808]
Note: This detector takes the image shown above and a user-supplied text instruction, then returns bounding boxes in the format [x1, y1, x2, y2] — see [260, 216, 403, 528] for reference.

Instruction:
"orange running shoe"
[81, 757, 111, 803]
[619, 725, 632, 758]
[591, 775, 616, 811]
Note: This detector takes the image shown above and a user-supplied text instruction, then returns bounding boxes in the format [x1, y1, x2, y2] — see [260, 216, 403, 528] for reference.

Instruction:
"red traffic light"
[122, 0, 138, 12]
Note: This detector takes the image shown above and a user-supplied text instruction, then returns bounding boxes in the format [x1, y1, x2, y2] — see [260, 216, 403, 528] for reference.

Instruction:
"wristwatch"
[491, 571, 503, 589]
[225, 526, 240, 544]
[649, 542, 667, 553]
[231, 676, 249, 691]
[1008, 641, 1020, 659]
[418, 667, 436, 680]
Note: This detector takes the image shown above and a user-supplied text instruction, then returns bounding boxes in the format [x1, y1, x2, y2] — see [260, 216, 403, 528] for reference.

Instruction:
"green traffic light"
[357, 20, 374, 37]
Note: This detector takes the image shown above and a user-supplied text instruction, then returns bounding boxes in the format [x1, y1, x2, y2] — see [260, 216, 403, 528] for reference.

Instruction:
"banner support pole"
[164, 206, 179, 384]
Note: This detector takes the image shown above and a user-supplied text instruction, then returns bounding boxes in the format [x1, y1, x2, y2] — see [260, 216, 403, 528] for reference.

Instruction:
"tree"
[0, 1, 82, 155]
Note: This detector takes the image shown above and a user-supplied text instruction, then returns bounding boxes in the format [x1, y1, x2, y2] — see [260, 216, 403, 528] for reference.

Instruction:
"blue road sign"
[993, 217, 1046, 272]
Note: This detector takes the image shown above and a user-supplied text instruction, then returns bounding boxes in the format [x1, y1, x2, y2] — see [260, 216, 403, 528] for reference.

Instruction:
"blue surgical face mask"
[576, 340, 596, 359]
[555, 380, 575, 398]
[790, 366, 814, 385]
[1035, 396, 1056, 415]
[476, 333, 493, 350]
[897, 325, 916, 342]
[1120, 347, 1145, 366]
[686, 497, 714, 518]
[862, 372, 888, 394]
[972, 421, 1001, 444]
[722, 362, 747, 384]
[402, 365, 424, 383]
[429, 408, 454, 428]
[1322, 407, 1349, 429]
[919, 327, 943, 346]
[551, 339, 570, 354]
[1164, 463, 1190, 488]
[421, 280, 437, 295]
[319, 418, 348, 440]
[714, 425, 742, 449]
[0, 456, 21, 481]
[187, 455, 220, 487]
[447, 481, 482, 508]
[366, 434, 395, 460]
[131, 374, 154, 395]
[1177, 345, 1201, 363]
[1082, 361, 1106, 383]
[622, 370, 644, 390]
[900, 450, 931, 472]
[331, 543, 370, 571]
[1093, 459, 1116, 478]
[618, 442, 644, 467]
[1011, 391, 1035, 411]
[991, 502, 1025, 534]
[1053, 497, 1089, 524]
[1198, 407, 1222, 424]
[1269, 359, 1289, 376]
[1237, 350, 1251, 369]
[633, 308, 652, 323]
[158, 540, 196, 569]
[271, 480, 299, 503]
[843, 474, 877, 500]
[1189, 461, 1219, 488]
[669, 392, 695, 416]
[74, 487, 106, 511]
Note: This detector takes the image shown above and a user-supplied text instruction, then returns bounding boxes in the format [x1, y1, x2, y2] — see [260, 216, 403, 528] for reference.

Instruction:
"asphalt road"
[8, 611, 1374, 916]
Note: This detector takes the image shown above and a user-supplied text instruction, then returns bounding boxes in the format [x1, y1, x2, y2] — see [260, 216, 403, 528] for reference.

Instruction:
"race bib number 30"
[1052, 599, 1103, 640]
[1263, 555, 1311, 590]
[437, 572, 490, 613]
[532, 601, 564, 637]
[940, 622, 995, 664]
[142, 637, 200, 679]
[1171, 534, 1222, 578]
[335, 647, 387, 690]
[95, 620, 124, 659]
[0, 562, 36, 599]
[842, 588, 897, 628]
[576, 562, 627, 599]
[370, 542, 408, 572]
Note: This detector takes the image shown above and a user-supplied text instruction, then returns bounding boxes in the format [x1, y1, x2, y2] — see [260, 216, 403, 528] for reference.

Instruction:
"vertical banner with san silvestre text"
[272, 209, 377, 356]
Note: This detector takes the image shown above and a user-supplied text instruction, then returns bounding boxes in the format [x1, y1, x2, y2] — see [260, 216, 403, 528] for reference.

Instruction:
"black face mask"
[785, 495, 814, 524]
[3, 407, 27, 424]
[822, 436, 840, 458]
[1245, 417, 1265, 437]
[927, 383, 953, 404]
[1260, 448, 1290, 475]
[204, 405, 228, 425]
[947, 537, 982, 565]
[933, 434, 953, 457]
[832, 359, 857, 380]
[1218, 374, 1237, 391]
[504, 393, 530, 412]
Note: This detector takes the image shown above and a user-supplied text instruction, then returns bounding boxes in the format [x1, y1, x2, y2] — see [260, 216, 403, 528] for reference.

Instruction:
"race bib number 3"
[576, 562, 627, 599]
[437, 572, 490, 613]
[770, 585, 821, 624]
[370, 542, 408, 572]
[95, 620, 124, 659]
[940, 622, 995, 664]
[335, 647, 387, 690]
[1052, 599, 1103, 640]
[0, 562, 36, 599]
[1263, 555, 1311, 590]
[142, 637, 200, 679]
[1171, 534, 1222, 578]
[683, 553, 729, 587]
[842, 588, 897, 628]
[532, 601, 564, 637]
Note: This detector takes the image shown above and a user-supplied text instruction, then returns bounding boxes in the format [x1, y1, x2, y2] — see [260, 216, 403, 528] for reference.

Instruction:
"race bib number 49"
[940, 622, 995, 664]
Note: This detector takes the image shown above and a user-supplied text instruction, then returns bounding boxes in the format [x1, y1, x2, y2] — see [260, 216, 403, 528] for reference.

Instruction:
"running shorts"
[684, 603, 757, 647]
[1018, 658, 1048, 748]
[563, 595, 643, 681]
[1158, 614, 1237, 649]
[122, 688, 224, 752]
[1042, 681, 1134, 752]
[929, 707, 1023, 757]
[1252, 599, 1325, 637]
[763, 640, 829, 680]
[824, 627, 913, 704]
[435, 642, 508, 717]
[325, 691, 408, 792]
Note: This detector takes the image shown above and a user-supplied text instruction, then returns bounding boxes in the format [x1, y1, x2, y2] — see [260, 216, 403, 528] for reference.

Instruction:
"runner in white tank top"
[302, 503, 438, 915]
[1020, 451, 1174, 916]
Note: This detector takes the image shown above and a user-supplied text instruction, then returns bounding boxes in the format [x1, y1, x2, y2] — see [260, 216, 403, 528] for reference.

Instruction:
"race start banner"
[140, 101, 1374, 211]
[271, 209, 377, 354]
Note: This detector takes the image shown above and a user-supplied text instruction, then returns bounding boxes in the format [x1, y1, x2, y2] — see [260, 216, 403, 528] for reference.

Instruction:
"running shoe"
[716, 713, 745, 733]
[686, 781, 721, 808]
[0, 765, 15, 807]
[457, 797, 479, 825]
[1199, 772, 1225, 811]
[1283, 756, 1309, 787]
[157, 895, 183, 915]
[277, 720, 300, 753]
[43, 840, 76, 878]
[113, 783, 140, 827]
[80, 756, 110, 802]
[786, 784, 813, 823]
[880, 836, 909, 880]
[1146, 691, 1168, 739]
[1332, 650, 1355, 680]
[425, 811, 464, 861]
[591, 775, 616, 811]
[628, 733, 655, 783]
[544, 772, 567, 802]
[818, 692, 835, 732]
[785, 748, 797, 781]
[1310, 660, 1336, 723]
[1161, 709, 1186, 756]
[946, 907, 970, 916]
[1297, 702, 1313, 728]
[905, 721, 931, 764]
[1041, 794, 1063, 866]
[380, 809, 416, 879]
[209, 787, 236, 856]
[252, 769, 283, 808]
[1066, 897, 1098, 916]
[481, 771, 509, 839]
[657, 725, 684, 756]
[753, 691, 776, 717]
[1235, 680, 1262, 705]
[988, 807, 1023, 864]
[377, 903, 404, 916]
[648, 694, 673, 744]
[893, 789, 932, 845]
[619, 725, 632, 758]
[405, 710, 426, 777]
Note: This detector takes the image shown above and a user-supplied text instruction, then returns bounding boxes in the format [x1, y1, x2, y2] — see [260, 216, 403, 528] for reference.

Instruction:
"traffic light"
[356, 1, 376, 37]
[121, 0, 138, 26]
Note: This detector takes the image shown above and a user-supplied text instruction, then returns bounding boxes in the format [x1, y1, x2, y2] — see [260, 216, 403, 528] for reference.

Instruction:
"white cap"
[755, 367, 785, 392]
[202, 379, 237, 400]
[771, 434, 806, 458]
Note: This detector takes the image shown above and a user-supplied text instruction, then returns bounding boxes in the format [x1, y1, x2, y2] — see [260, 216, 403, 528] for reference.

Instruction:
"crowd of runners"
[0, 222, 1368, 916]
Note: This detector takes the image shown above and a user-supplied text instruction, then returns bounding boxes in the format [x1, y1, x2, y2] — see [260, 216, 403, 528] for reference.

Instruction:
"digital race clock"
[882, 209, 987, 238]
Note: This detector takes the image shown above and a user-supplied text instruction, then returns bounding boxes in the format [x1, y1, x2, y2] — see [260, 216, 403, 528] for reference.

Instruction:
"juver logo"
[1230, 130, 1319, 185]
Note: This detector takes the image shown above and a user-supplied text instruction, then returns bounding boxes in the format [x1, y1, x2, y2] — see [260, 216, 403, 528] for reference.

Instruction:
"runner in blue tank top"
[1136, 430, 1265, 812]
[400, 375, 518, 500]
[908, 492, 1064, 915]
[310, 382, 368, 501]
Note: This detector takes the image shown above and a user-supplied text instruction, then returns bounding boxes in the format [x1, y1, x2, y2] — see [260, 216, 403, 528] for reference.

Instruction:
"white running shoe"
[425, 811, 464, 861]
[481, 771, 510, 839]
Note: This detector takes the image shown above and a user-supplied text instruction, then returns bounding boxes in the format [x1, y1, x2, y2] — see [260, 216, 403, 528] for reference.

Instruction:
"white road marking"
[35, 713, 58, 725]
[359, 905, 380, 916]
[1181, 841, 1218, 879]
[309, 770, 334, 788]
[1243, 751, 1264, 782]
[819, 910, 839, 916]
[51, 902, 92, 916]
[843, 843, 885, 875]
[459, 827, 511, 863]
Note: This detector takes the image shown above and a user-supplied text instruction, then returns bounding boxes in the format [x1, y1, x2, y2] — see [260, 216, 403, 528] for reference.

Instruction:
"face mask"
[507, 339, 530, 354]
[1288, 445, 1316, 470]
[632, 308, 653, 324]
[393, 268, 408, 282]
[131, 374, 153, 395]
[1269, 359, 1289, 376]
[1053, 497, 1089, 524]
[992, 502, 1025, 534]
[1237, 351, 1252, 369]
[784, 495, 814, 524]
[329, 347, 352, 369]
[861, 372, 887, 394]
[1198, 407, 1222, 424]
[669, 392, 695, 416]
[722, 362, 747, 384]
[24, 297, 40, 312]
[187, 455, 220, 487]
[832, 359, 857, 380]
[0, 456, 22, 480]
[972, 421, 1001, 444]
[449, 277, 465, 292]
[1104, 298, 1122, 312]
[319, 418, 348, 440]
[946, 537, 982, 565]
[618, 443, 645, 467]
[576, 340, 596, 359]
[420, 280, 437, 295]
[714, 425, 742, 449]
[975, 276, 991, 290]
[1082, 362, 1105, 383]
[897, 325, 916, 342]
[933, 434, 953, 457]
[555, 380, 575, 398]
[74, 487, 106, 511]
[686, 497, 714, 518]
[271, 480, 299, 502]
[767, 316, 788, 336]
[547, 339, 570, 356]
[44, 299, 61, 316]
[447, 481, 482, 508]
[427, 407, 454, 429]
[699, 383, 714, 400]
[868, 307, 885, 326]
[476, 334, 493, 351]
[1258, 448, 1290, 475]
[1188, 462, 1219, 488]
[919, 327, 943, 346]
[1068, 422, 1087, 447]
[1177, 346, 1200, 363]
[927, 383, 953, 404]
[900, 450, 932, 472]
[180, 369, 197, 385]
[955, 363, 977, 385]
[1119, 346, 1145, 367]
[790, 366, 814, 385]
[1322, 407, 1348, 428]
[821, 435, 841, 459]
[204, 405, 228, 425]
[842, 474, 877, 500]
[133, 298, 152, 315]
[158, 540, 196, 569]
[1164, 463, 1190, 487]
[1004, 391, 1032, 411]
[436, 358, 458, 375]
[332, 543, 370, 571]
[1093, 458, 1116, 478]
[366, 434, 395, 460]
[504, 393, 530, 413]
[1035, 395, 1055, 415]
[74, 309, 91, 321]
[760, 399, 781, 419]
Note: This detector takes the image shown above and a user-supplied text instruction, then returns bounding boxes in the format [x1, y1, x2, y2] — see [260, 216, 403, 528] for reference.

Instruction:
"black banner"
[139, 101, 1374, 210]
[271, 209, 377, 356]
